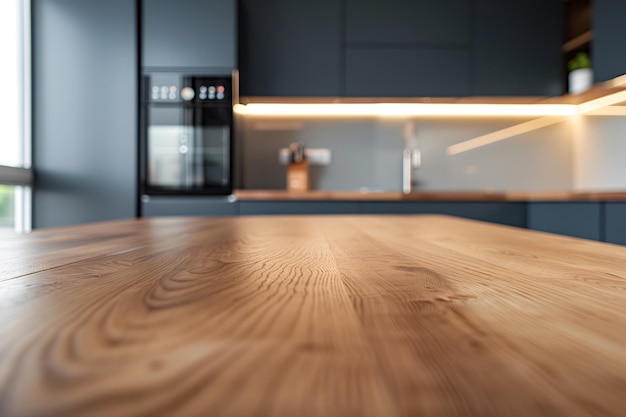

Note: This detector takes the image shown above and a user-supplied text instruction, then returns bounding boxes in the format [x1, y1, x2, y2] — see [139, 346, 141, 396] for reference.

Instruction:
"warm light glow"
[578, 89, 626, 114]
[234, 103, 577, 117]
[605, 73, 626, 88]
[235, 74, 626, 156]
[447, 85, 626, 155]
[585, 106, 626, 116]
[446, 117, 565, 155]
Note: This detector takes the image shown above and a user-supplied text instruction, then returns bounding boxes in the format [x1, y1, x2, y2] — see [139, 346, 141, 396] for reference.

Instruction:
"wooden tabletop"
[1, 215, 626, 417]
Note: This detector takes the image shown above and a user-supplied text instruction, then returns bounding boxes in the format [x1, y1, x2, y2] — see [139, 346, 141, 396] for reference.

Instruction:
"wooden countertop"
[235, 189, 626, 201]
[2, 215, 626, 416]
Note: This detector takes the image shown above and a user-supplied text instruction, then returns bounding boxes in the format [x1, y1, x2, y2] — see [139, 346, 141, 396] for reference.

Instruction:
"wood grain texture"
[1, 215, 626, 416]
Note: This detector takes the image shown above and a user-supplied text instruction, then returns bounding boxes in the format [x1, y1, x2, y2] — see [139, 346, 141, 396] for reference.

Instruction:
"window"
[0, 185, 15, 227]
[0, 0, 32, 233]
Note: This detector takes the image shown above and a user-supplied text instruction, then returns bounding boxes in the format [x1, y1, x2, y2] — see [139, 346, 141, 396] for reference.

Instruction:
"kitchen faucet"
[402, 122, 421, 194]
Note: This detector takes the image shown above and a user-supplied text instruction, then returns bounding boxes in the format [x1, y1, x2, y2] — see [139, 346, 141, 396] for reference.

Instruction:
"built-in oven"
[140, 72, 233, 197]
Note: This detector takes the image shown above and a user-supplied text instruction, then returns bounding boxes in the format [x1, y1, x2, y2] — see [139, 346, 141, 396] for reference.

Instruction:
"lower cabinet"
[359, 202, 527, 227]
[238, 201, 360, 215]
[139, 198, 625, 246]
[142, 197, 238, 217]
[238, 201, 526, 227]
[527, 202, 602, 240]
[605, 203, 626, 246]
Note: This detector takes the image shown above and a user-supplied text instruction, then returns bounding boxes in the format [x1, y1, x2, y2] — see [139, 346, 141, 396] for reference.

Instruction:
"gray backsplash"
[236, 115, 575, 192]
[574, 115, 626, 191]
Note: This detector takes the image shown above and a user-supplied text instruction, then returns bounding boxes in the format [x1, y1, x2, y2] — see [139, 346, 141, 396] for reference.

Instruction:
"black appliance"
[140, 72, 233, 196]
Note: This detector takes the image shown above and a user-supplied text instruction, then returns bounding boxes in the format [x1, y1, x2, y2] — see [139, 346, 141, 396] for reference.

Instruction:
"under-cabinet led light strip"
[233, 103, 577, 117]
[234, 76, 626, 155]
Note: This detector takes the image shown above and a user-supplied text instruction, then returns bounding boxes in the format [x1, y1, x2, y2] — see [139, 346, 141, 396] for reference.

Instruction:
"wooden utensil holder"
[287, 160, 309, 192]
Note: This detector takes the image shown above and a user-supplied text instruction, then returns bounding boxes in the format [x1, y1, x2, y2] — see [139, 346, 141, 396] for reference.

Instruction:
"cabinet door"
[605, 203, 626, 246]
[473, 0, 563, 96]
[593, 0, 626, 82]
[239, 0, 342, 96]
[142, 197, 238, 216]
[346, 0, 470, 46]
[527, 202, 601, 240]
[239, 201, 359, 215]
[359, 202, 527, 227]
[142, 0, 236, 69]
[344, 0, 470, 97]
[345, 48, 471, 97]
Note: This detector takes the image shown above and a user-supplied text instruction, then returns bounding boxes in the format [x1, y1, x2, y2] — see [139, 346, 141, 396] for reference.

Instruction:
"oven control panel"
[145, 73, 231, 104]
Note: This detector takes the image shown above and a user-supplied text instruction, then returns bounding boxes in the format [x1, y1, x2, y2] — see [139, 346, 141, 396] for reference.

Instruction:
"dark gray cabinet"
[344, 0, 471, 97]
[239, 0, 562, 97]
[604, 203, 626, 246]
[237, 200, 525, 227]
[345, 0, 470, 46]
[239, 201, 360, 215]
[472, 0, 563, 96]
[142, 197, 238, 217]
[527, 202, 602, 240]
[140, 197, 626, 246]
[345, 48, 471, 97]
[33, 0, 137, 228]
[359, 202, 527, 227]
[592, 0, 626, 82]
[239, 0, 342, 96]
[142, 0, 237, 69]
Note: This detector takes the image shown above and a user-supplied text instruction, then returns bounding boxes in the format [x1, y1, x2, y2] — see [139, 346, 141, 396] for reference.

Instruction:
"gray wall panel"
[33, 0, 137, 228]
[573, 117, 626, 190]
[238, 117, 574, 193]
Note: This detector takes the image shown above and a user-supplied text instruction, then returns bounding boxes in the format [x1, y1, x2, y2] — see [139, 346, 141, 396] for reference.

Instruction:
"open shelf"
[562, 30, 593, 53]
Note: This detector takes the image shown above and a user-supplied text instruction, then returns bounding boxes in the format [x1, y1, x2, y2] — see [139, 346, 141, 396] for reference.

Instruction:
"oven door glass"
[146, 105, 231, 194]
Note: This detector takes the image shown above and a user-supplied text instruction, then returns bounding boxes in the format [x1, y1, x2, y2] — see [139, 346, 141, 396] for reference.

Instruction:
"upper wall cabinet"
[345, 0, 470, 45]
[142, 0, 237, 69]
[238, 0, 563, 97]
[473, 0, 563, 96]
[345, 48, 471, 97]
[239, 0, 342, 96]
[593, 0, 626, 82]
[344, 0, 471, 97]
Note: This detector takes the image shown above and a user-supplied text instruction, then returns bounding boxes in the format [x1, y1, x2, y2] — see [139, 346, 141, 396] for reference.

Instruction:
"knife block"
[287, 160, 309, 192]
